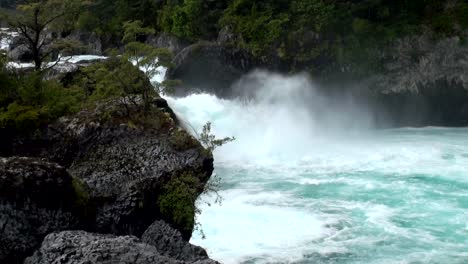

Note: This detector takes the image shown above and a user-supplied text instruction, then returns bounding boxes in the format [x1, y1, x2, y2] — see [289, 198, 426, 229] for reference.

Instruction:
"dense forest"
[4, 1, 468, 66]
[77, 0, 468, 72]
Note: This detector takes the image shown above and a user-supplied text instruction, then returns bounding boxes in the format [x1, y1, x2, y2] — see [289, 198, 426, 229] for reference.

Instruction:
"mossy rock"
[157, 170, 204, 240]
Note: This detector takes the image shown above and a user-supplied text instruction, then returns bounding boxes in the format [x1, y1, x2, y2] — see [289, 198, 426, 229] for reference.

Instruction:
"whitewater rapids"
[165, 71, 468, 264]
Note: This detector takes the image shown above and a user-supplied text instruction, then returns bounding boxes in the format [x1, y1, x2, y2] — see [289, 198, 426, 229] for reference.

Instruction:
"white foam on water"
[0, 28, 18, 51]
[191, 189, 330, 264]
[164, 71, 468, 263]
[60, 55, 107, 64]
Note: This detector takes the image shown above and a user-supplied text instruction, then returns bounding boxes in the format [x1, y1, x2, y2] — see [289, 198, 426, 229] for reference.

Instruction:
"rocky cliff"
[0, 94, 217, 263]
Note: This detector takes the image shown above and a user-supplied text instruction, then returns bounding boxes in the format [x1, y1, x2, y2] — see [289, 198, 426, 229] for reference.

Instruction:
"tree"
[5, 0, 82, 72]
[121, 20, 173, 106]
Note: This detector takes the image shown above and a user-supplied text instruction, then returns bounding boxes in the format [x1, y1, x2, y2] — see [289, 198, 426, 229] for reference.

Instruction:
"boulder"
[0, 157, 91, 264]
[7, 95, 213, 240]
[7, 44, 33, 62]
[64, 30, 103, 55]
[167, 42, 259, 98]
[25, 231, 218, 264]
[142, 220, 210, 262]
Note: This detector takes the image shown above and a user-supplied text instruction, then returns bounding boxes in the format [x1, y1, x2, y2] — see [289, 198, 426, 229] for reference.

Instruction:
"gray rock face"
[167, 42, 259, 97]
[64, 31, 103, 55]
[374, 34, 468, 94]
[7, 44, 33, 62]
[369, 33, 468, 126]
[42, 99, 213, 238]
[147, 32, 190, 55]
[25, 231, 219, 264]
[0, 157, 89, 264]
[142, 220, 210, 262]
[25, 231, 184, 264]
[217, 26, 239, 45]
[4, 97, 213, 240]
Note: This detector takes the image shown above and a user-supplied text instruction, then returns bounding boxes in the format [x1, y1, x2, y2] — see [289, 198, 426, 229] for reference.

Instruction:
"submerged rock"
[0, 157, 91, 264]
[25, 231, 218, 264]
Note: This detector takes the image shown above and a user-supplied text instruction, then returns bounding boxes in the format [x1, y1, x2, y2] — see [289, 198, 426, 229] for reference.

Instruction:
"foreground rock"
[142, 220, 210, 262]
[25, 231, 218, 264]
[42, 97, 212, 239]
[3, 94, 213, 241]
[0, 157, 91, 264]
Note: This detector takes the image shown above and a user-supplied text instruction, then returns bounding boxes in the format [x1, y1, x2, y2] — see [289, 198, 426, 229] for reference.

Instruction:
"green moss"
[157, 171, 202, 236]
[169, 128, 199, 151]
[71, 176, 90, 209]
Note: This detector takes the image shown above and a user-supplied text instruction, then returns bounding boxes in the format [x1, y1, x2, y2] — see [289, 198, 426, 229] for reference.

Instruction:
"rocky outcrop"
[142, 220, 210, 262]
[369, 33, 468, 127]
[64, 30, 103, 55]
[0, 95, 217, 262]
[40, 97, 212, 238]
[5, 95, 213, 238]
[25, 231, 218, 264]
[167, 42, 260, 97]
[0, 157, 91, 264]
[7, 44, 33, 62]
[147, 32, 190, 55]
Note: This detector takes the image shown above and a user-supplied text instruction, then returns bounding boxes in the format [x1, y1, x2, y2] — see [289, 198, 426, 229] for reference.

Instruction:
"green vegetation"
[199, 122, 235, 153]
[3, 0, 463, 139]
[0, 54, 85, 132]
[4, 0, 83, 71]
[69, 0, 468, 75]
[157, 170, 201, 238]
[0, 55, 166, 134]
[5, 1, 468, 75]
[170, 127, 200, 151]
[0, 14, 174, 135]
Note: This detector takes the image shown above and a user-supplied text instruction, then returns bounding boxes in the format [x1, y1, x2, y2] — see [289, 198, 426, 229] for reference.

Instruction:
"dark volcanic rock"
[167, 42, 259, 98]
[48, 98, 212, 238]
[6, 96, 213, 240]
[142, 220, 210, 262]
[25, 231, 217, 264]
[0, 157, 91, 264]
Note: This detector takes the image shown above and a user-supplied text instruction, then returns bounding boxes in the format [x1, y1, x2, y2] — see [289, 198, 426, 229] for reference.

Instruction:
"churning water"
[166, 71, 468, 264]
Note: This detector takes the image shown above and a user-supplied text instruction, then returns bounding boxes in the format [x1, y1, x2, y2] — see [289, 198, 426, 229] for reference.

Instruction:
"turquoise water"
[166, 73, 468, 264]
